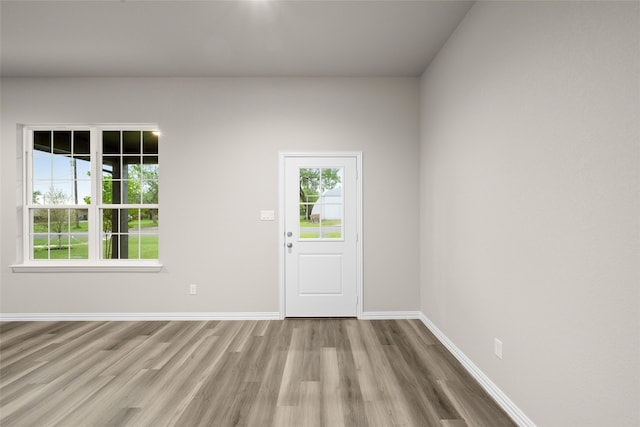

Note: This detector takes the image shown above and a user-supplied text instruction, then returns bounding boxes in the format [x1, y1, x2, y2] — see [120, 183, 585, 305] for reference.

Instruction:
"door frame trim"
[278, 152, 363, 319]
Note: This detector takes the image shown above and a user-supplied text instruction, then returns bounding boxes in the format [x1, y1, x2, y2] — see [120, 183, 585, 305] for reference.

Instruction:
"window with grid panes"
[22, 125, 159, 267]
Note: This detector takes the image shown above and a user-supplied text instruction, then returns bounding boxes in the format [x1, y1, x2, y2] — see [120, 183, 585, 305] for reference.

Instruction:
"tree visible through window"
[25, 126, 159, 263]
[299, 168, 343, 239]
[100, 130, 159, 260]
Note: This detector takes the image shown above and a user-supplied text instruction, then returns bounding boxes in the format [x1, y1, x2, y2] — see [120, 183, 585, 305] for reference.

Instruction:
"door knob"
[287, 243, 293, 248]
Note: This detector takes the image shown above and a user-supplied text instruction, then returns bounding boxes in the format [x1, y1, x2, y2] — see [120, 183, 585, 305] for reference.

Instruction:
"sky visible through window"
[32, 130, 91, 205]
[27, 128, 159, 261]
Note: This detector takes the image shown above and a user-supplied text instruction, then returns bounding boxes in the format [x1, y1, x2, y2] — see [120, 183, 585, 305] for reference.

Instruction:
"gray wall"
[0, 77, 420, 314]
[419, 1, 639, 426]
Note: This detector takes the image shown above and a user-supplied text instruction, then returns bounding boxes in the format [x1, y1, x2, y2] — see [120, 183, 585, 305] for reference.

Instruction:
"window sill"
[11, 262, 163, 273]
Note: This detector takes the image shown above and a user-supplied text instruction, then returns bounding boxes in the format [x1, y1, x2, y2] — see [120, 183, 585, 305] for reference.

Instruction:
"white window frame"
[12, 124, 162, 273]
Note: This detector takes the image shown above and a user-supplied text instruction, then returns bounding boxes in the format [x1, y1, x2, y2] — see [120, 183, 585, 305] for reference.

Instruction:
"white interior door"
[283, 155, 359, 317]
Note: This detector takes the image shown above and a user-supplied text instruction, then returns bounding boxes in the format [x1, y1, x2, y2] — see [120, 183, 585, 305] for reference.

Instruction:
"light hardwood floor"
[0, 319, 516, 426]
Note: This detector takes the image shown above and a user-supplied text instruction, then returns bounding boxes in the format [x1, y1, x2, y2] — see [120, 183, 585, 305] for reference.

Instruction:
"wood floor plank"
[335, 330, 369, 427]
[299, 381, 321, 427]
[276, 326, 305, 407]
[244, 349, 288, 427]
[320, 347, 346, 427]
[0, 319, 516, 427]
[244, 323, 290, 426]
[272, 404, 298, 427]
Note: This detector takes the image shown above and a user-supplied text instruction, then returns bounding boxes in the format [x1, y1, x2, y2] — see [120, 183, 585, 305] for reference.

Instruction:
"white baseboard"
[0, 312, 281, 322]
[359, 311, 422, 320]
[419, 313, 536, 427]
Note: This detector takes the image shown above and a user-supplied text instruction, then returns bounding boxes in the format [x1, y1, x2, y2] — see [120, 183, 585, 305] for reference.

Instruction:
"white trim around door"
[279, 152, 363, 319]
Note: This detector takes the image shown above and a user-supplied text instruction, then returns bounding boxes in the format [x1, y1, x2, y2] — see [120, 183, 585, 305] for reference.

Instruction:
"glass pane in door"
[299, 167, 343, 239]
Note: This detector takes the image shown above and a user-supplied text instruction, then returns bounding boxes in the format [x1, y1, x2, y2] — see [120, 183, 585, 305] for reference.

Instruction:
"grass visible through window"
[33, 220, 158, 259]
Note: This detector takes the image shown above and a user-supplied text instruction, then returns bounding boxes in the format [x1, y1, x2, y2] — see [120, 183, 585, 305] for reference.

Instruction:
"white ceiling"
[0, 0, 474, 78]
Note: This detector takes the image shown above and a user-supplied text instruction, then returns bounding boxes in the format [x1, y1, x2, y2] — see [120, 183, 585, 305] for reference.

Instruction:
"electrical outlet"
[494, 338, 503, 359]
[190, 284, 197, 295]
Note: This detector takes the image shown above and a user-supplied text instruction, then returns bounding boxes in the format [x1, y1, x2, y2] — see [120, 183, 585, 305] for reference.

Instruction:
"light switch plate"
[260, 210, 275, 221]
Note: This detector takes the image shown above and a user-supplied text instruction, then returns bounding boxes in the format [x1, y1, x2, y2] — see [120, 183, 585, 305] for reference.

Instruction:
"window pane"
[33, 154, 52, 181]
[124, 161, 143, 204]
[103, 233, 125, 260]
[33, 233, 49, 259]
[124, 156, 141, 174]
[103, 131, 120, 154]
[102, 156, 117, 175]
[299, 169, 318, 239]
[101, 156, 116, 205]
[143, 131, 158, 154]
[32, 209, 48, 232]
[48, 208, 70, 235]
[49, 233, 71, 259]
[300, 168, 321, 200]
[128, 208, 140, 227]
[64, 208, 89, 259]
[44, 184, 73, 204]
[101, 208, 118, 233]
[100, 208, 137, 259]
[73, 156, 91, 205]
[142, 180, 158, 204]
[300, 202, 319, 238]
[123, 180, 140, 204]
[102, 178, 114, 204]
[137, 210, 158, 230]
[73, 131, 90, 155]
[32, 183, 48, 205]
[103, 179, 145, 205]
[53, 131, 72, 155]
[140, 235, 159, 259]
[70, 233, 89, 259]
[320, 168, 342, 193]
[74, 157, 91, 178]
[33, 135, 53, 202]
[142, 161, 158, 204]
[299, 167, 343, 240]
[127, 232, 141, 260]
[52, 155, 73, 182]
[123, 131, 141, 154]
[75, 181, 91, 206]
[71, 208, 89, 230]
[33, 131, 51, 153]
[321, 218, 342, 239]
[32, 208, 49, 259]
[109, 180, 125, 204]
[33, 131, 91, 208]
[101, 208, 116, 259]
[300, 215, 320, 238]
